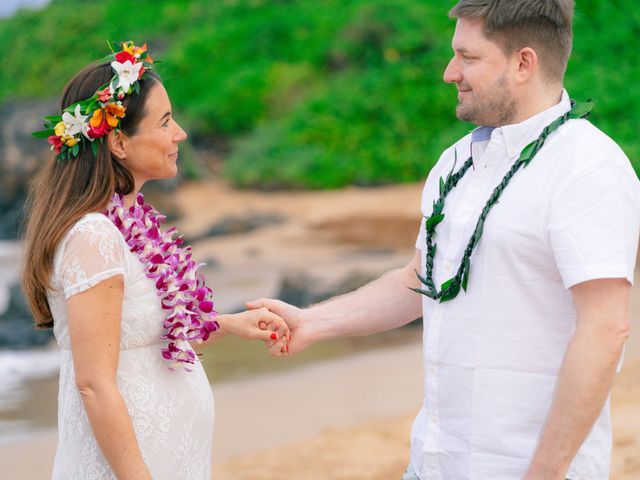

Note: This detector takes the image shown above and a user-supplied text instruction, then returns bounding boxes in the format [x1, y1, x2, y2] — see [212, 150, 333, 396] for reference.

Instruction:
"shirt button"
[430, 415, 438, 424]
[428, 363, 436, 375]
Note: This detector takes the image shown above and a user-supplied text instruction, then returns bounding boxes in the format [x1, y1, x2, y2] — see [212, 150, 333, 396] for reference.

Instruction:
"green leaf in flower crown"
[425, 213, 445, 232]
[44, 115, 61, 122]
[32, 129, 54, 138]
[71, 143, 80, 157]
[568, 100, 595, 120]
[439, 177, 445, 196]
[134, 81, 140, 94]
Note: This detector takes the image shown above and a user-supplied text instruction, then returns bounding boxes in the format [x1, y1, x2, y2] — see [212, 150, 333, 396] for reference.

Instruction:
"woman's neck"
[122, 185, 142, 208]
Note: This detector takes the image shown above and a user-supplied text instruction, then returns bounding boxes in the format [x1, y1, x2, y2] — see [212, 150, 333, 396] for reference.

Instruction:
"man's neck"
[509, 85, 564, 125]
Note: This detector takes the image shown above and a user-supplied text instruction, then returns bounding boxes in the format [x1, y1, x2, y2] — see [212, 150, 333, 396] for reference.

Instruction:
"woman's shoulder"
[63, 212, 121, 243]
[54, 212, 126, 267]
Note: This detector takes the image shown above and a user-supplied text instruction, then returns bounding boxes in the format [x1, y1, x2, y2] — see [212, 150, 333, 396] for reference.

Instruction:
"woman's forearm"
[78, 381, 152, 480]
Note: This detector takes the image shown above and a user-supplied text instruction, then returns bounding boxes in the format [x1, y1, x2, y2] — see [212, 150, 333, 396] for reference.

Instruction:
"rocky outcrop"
[187, 212, 286, 244]
[277, 270, 379, 308]
[0, 99, 56, 239]
[0, 284, 52, 349]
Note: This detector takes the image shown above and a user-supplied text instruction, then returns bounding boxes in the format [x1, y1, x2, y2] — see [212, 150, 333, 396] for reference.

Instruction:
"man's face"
[444, 18, 517, 127]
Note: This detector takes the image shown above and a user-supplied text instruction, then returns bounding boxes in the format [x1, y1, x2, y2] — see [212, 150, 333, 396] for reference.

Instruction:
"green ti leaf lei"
[413, 100, 595, 303]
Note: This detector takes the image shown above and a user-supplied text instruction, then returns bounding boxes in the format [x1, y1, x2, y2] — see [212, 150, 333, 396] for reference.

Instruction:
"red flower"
[137, 64, 146, 79]
[87, 118, 111, 138]
[115, 51, 136, 64]
[47, 135, 63, 153]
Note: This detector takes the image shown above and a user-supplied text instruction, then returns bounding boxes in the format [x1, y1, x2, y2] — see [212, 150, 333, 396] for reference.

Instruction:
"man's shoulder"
[557, 119, 627, 160]
[552, 118, 633, 177]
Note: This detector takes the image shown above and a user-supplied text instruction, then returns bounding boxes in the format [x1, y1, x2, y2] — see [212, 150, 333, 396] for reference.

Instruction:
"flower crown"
[33, 41, 155, 160]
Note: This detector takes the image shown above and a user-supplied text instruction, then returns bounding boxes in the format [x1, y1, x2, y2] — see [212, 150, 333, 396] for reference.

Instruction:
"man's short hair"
[449, 0, 574, 82]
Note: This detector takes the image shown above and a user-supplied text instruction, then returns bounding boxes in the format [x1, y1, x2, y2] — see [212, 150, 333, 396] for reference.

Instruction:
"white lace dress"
[47, 213, 214, 479]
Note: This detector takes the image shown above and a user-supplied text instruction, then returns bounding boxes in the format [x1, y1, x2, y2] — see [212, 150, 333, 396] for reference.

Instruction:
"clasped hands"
[247, 298, 309, 356]
[212, 298, 310, 355]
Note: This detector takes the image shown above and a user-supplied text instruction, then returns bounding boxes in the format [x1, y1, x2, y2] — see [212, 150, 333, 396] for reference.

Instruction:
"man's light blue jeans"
[401, 463, 420, 480]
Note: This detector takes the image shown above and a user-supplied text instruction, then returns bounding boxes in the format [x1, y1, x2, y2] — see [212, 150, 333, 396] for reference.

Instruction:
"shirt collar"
[496, 89, 571, 158]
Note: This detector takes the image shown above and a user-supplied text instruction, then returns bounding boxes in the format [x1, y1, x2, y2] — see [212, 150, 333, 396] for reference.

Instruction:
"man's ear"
[107, 129, 128, 160]
[514, 46, 538, 84]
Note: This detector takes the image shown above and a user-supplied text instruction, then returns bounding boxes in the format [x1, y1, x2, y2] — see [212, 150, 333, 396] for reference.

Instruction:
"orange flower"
[133, 43, 148, 57]
[90, 103, 126, 129]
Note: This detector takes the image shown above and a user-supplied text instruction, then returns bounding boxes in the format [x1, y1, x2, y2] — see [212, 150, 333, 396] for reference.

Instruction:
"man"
[251, 1, 640, 478]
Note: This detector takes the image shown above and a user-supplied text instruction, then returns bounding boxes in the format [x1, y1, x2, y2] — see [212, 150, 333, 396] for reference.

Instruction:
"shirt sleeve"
[548, 159, 640, 289]
[56, 216, 127, 299]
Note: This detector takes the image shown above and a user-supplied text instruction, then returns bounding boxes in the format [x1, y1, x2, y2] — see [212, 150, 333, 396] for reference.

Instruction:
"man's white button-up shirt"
[412, 90, 640, 480]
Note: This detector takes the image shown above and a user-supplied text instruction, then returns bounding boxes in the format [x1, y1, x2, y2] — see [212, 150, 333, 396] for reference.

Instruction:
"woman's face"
[120, 82, 187, 188]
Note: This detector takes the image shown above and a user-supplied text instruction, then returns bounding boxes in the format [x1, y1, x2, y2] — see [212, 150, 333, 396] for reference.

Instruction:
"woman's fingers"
[268, 335, 289, 356]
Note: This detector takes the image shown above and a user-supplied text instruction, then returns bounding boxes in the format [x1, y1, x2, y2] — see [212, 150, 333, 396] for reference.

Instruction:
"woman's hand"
[215, 308, 290, 349]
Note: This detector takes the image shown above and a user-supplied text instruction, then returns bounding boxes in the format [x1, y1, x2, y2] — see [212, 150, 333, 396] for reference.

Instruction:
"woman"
[22, 42, 288, 479]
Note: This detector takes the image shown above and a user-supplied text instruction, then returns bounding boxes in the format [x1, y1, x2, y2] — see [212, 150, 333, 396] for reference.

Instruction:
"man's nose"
[443, 57, 462, 84]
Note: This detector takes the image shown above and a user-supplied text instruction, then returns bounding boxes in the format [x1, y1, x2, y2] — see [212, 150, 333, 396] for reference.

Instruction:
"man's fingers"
[247, 298, 272, 310]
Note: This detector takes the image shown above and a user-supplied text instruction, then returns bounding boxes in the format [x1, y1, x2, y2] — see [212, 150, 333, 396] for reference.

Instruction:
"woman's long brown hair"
[22, 62, 160, 328]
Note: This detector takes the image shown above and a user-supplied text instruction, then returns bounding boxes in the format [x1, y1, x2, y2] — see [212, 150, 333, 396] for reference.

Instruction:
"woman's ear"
[107, 129, 128, 160]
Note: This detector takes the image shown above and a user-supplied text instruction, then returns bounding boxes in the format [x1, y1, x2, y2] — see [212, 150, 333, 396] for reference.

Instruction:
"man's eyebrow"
[159, 111, 171, 122]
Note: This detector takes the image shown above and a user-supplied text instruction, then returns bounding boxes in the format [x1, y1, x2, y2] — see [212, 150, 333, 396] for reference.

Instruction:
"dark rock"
[0, 284, 53, 349]
[0, 99, 188, 241]
[188, 212, 286, 243]
[276, 270, 378, 308]
[276, 272, 317, 307]
[0, 99, 57, 239]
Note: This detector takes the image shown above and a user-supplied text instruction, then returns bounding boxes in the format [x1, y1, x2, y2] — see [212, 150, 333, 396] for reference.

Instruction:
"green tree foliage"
[1, 0, 638, 188]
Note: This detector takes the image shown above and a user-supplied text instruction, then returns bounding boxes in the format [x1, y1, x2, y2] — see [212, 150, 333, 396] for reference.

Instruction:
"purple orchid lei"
[105, 192, 219, 371]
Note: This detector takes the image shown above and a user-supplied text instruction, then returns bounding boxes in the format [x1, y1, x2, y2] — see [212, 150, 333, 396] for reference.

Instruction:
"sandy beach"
[1, 180, 638, 479]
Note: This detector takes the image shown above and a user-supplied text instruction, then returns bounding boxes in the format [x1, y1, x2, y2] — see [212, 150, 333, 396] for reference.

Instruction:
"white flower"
[111, 60, 143, 92]
[61, 104, 89, 139]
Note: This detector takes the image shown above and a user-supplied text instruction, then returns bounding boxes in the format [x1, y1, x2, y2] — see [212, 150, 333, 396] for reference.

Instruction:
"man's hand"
[206, 308, 290, 354]
[247, 299, 313, 355]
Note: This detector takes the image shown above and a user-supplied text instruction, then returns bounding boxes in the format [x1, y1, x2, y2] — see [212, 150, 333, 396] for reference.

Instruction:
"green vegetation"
[1, 0, 638, 188]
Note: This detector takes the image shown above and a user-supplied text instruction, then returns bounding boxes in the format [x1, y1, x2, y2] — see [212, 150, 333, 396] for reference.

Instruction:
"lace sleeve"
[55, 214, 127, 299]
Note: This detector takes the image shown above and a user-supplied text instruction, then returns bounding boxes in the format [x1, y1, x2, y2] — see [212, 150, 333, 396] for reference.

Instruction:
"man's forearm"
[305, 257, 423, 342]
[526, 322, 627, 478]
